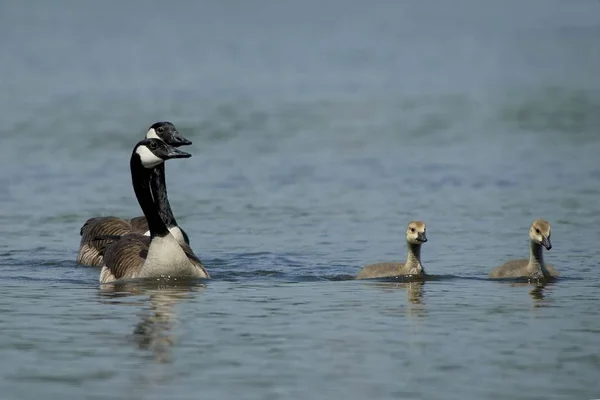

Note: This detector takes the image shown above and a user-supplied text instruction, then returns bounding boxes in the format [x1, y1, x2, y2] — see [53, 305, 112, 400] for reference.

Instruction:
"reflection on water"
[524, 281, 555, 307]
[372, 281, 425, 305]
[494, 279, 556, 306]
[371, 280, 427, 318]
[99, 282, 206, 363]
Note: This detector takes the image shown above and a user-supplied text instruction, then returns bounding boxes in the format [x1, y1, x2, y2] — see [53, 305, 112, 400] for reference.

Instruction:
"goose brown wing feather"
[102, 234, 151, 281]
[129, 216, 149, 232]
[77, 216, 148, 266]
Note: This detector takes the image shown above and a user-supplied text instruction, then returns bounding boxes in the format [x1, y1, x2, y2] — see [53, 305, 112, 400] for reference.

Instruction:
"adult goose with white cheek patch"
[77, 122, 191, 267]
[99, 138, 209, 283]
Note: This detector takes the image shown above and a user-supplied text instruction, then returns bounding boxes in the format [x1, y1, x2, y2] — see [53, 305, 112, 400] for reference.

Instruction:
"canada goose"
[77, 121, 191, 267]
[99, 138, 210, 283]
[489, 219, 558, 280]
[356, 221, 428, 280]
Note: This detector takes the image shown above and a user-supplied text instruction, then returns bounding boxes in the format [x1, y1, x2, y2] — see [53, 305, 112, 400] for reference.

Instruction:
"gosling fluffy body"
[489, 219, 558, 280]
[356, 221, 428, 280]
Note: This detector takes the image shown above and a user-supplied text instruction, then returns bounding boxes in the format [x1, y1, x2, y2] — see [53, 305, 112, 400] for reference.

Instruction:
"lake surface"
[1, 1, 600, 399]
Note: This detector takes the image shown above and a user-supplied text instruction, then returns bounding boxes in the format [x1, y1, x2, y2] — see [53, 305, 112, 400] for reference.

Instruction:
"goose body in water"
[99, 138, 209, 283]
[356, 221, 428, 280]
[489, 219, 558, 280]
[77, 122, 191, 267]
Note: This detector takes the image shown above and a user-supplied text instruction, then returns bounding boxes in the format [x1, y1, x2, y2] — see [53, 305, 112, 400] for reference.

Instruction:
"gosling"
[356, 221, 428, 280]
[489, 219, 558, 280]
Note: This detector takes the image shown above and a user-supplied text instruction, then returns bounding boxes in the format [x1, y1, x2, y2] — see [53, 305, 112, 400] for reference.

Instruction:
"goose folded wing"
[102, 233, 152, 280]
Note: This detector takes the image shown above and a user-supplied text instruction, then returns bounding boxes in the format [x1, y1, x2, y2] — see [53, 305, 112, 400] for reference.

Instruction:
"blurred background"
[1, 1, 599, 399]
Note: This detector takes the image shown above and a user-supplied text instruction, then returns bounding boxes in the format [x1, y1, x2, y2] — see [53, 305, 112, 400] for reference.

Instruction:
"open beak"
[541, 236, 552, 250]
[165, 146, 192, 160]
[417, 232, 428, 243]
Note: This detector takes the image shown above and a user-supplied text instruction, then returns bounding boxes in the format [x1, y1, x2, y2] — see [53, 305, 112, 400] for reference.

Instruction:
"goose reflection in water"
[507, 280, 555, 306]
[489, 276, 555, 307]
[99, 281, 205, 363]
[372, 280, 427, 318]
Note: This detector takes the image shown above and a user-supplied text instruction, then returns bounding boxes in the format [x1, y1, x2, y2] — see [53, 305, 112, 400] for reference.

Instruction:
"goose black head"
[145, 121, 192, 147]
[134, 138, 192, 169]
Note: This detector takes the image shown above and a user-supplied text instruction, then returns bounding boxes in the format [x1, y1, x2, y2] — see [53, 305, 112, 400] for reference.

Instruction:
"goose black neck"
[150, 164, 179, 229]
[131, 156, 170, 238]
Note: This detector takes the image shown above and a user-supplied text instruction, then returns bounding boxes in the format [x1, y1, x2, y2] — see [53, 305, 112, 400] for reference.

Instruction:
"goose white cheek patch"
[145, 128, 160, 140]
[136, 146, 164, 168]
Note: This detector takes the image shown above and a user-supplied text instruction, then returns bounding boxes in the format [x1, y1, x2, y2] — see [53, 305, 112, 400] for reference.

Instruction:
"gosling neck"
[527, 239, 547, 277]
[405, 241, 424, 273]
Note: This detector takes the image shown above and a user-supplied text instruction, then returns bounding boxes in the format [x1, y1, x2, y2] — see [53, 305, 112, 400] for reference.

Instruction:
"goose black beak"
[165, 146, 192, 160]
[417, 232, 428, 243]
[541, 236, 552, 250]
[170, 130, 192, 147]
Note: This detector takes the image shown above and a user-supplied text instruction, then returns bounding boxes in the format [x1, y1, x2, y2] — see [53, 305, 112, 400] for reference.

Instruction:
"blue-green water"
[1, 1, 600, 399]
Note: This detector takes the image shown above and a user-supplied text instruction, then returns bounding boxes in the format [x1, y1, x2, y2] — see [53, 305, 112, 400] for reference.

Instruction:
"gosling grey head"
[529, 219, 552, 251]
[406, 221, 428, 245]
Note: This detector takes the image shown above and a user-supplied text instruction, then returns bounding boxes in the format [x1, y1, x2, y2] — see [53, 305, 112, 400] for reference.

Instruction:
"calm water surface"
[1, 1, 600, 399]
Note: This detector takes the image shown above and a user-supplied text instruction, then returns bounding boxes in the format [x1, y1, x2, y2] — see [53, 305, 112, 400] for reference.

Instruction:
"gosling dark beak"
[165, 146, 192, 160]
[541, 236, 552, 250]
[417, 232, 428, 243]
[170, 130, 192, 147]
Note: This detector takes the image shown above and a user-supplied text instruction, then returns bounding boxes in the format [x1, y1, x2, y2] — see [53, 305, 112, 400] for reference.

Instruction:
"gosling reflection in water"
[508, 281, 554, 304]
[99, 281, 205, 363]
[373, 281, 424, 302]
[372, 281, 427, 318]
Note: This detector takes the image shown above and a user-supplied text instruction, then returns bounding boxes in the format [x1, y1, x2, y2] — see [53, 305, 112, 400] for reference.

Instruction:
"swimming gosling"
[356, 221, 428, 280]
[489, 219, 558, 280]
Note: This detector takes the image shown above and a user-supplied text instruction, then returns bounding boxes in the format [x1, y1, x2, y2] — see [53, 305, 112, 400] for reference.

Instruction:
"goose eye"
[149, 141, 157, 149]
[157, 126, 164, 133]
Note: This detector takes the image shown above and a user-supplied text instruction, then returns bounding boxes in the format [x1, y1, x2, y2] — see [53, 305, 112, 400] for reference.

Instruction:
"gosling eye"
[535, 228, 540, 234]
[410, 228, 415, 233]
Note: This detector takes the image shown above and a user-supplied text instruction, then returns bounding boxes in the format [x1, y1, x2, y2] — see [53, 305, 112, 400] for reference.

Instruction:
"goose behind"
[77, 121, 191, 267]
[489, 219, 558, 280]
[356, 221, 428, 280]
[99, 139, 209, 283]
